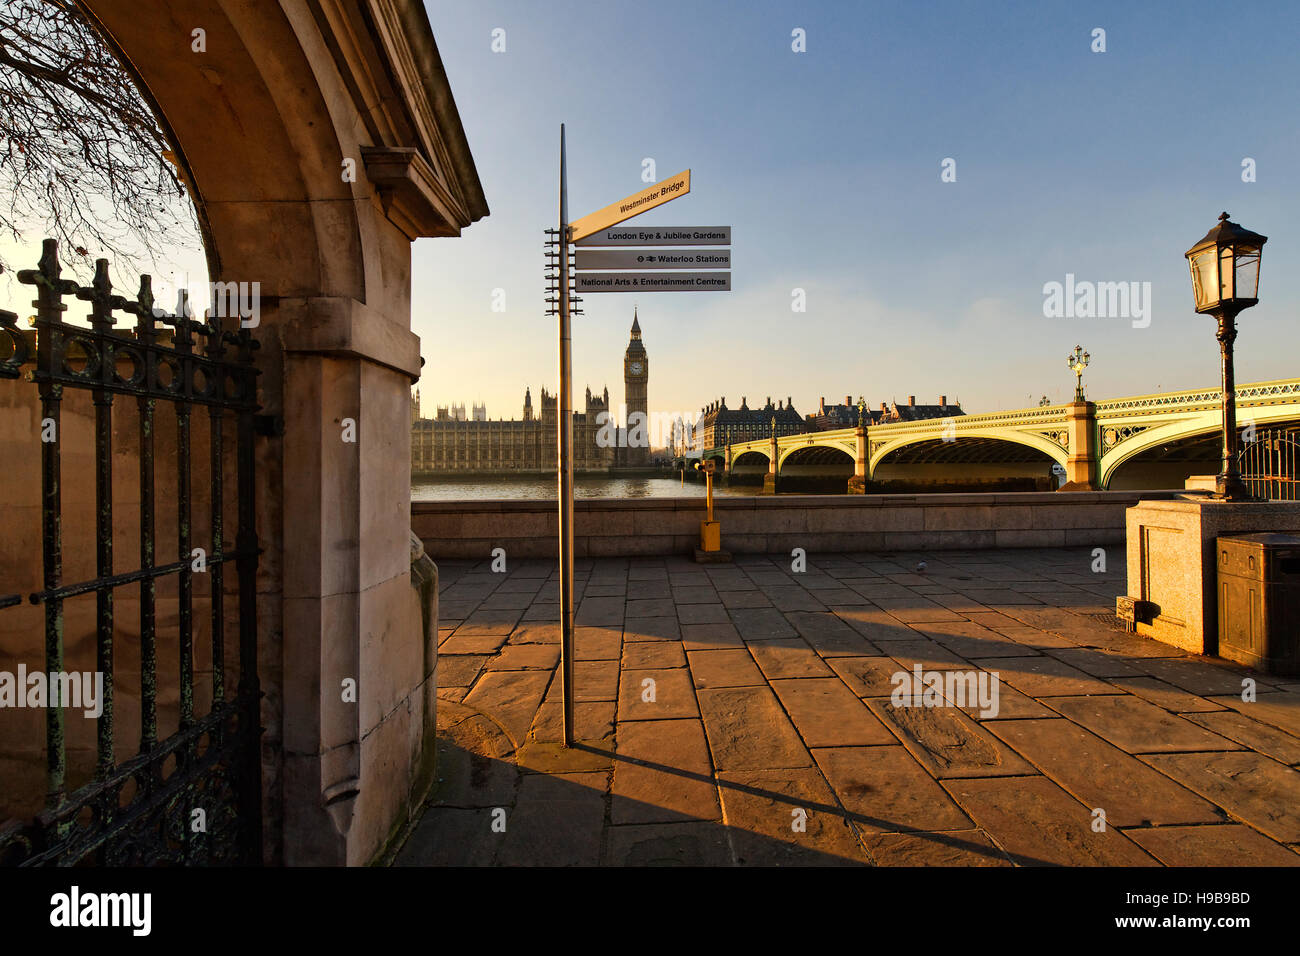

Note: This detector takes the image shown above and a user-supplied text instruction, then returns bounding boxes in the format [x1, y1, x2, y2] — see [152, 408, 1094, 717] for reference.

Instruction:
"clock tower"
[623, 308, 649, 466]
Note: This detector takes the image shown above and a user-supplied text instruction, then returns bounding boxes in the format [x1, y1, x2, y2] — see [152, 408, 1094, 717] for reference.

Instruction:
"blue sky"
[424, 0, 1297, 419]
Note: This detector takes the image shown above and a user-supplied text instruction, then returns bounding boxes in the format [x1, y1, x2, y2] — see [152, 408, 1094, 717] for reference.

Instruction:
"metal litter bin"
[1217, 533, 1300, 675]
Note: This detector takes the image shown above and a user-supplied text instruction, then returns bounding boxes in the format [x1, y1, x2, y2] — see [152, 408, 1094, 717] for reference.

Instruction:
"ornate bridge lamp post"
[764, 414, 778, 495]
[1067, 345, 1090, 401]
[1185, 212, 1268, 500]
[849, 397, 869, 494]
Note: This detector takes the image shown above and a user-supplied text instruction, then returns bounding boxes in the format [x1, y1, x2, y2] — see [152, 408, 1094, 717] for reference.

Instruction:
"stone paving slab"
[942, 776, 1155, 866]
[463, 670, 553, 747]
[1206, 694, 1300, 738]
[622, 640, 687, 669]
[813, 746, 973, 834]
[985, 718, 1224, 827]
[1140, 751, 1300, 844]
[498, 771, 607, 866]
[729, 607, 798, 640]
[574, 626, 622, 660]
[827, 656, 904, 698]
[748, 638, 837, 679]
[1047, 695, 1243, 754]
[404, 548, 1300, 866]
[624, 616, 680, 641]
[1107, 676, 1225, 714]
[771, 679, 896, 747]
[1138, 658, 1271, 697]
[869, 700, 1035, 778]
[972, 655, 1115, 697]
[490, 643, 560, 671]
[697, 686, 812, 771]
[718, 768, 869, 865]
[680, 621, 744, 650]
[687, 648, 766, 689]
[611, 718, 718, 825]
[617, 667, 699, 720]
[605, 822, 735, 866]
[439, 633, 508, 655]
[832, 607, 918, 642]
[1183, 710, 1300, 766]
[1124, 824, 1300, 867]
[862, 828, 1012, 866]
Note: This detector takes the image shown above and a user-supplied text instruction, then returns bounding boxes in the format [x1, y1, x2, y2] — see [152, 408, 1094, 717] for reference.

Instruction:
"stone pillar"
[847, 425, 868, 494]
[1061, 400, 1098, 490]
[763, 435, 778, 494]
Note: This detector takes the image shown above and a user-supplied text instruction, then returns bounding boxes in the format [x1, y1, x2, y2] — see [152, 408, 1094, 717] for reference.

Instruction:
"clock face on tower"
[629, 361, 644, 376]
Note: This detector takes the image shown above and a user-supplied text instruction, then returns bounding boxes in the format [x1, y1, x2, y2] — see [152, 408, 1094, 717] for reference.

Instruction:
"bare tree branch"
[0, 0, 199, 278]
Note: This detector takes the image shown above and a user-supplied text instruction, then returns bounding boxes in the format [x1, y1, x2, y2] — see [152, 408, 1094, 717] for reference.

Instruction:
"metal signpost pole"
[557, 125, 576, 747]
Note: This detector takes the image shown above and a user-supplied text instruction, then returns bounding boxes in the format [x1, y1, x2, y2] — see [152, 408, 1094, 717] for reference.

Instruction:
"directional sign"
[568, 170, 691, 242]
[574, 226, 731, 246]
[575, 272, 731, 293]
[575, 248, 730, 270]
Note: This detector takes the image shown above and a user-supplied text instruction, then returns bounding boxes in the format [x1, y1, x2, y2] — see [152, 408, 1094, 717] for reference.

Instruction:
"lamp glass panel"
[1219, 246, 1235, 300]
[1188, 248, 1219, 310]
[1234, 249, 1261, 300]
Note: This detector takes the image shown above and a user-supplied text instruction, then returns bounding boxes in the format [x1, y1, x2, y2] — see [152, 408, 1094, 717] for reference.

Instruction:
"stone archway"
[77, 0, 488, 864]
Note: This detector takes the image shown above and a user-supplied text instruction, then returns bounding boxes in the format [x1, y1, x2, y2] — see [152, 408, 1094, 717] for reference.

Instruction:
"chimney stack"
[845, 394, 851, 406]
[940, 395, 947, 406]
[819, 396, 825, 414]
[908, 395, 916, 406]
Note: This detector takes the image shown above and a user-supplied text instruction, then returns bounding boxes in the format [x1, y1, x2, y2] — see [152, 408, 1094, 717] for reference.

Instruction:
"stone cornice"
[361, 146, 467, 240]
[360, 0, 489, 230]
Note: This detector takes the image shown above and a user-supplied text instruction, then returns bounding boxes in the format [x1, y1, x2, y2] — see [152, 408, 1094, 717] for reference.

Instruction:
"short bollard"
[694, 459, 731, 563]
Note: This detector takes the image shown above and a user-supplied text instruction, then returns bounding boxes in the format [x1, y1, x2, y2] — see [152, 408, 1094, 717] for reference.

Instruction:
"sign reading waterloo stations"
[575, 248, 731, 270]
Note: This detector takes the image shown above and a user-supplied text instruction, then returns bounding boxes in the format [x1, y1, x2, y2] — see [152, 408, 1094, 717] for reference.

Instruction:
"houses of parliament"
[411, 312, 651, 475]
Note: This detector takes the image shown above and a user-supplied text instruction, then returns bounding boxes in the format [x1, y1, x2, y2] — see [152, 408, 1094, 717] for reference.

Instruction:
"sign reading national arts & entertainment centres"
[575, 272, 731, 292]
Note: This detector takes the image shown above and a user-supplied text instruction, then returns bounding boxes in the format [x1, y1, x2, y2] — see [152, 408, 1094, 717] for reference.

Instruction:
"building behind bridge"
[695, 396, 807, 450]
[807, 394, 965, 431]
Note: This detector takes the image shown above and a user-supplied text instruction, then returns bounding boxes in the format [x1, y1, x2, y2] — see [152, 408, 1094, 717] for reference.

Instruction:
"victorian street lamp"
[1185, 212, 1268, 500]
[1067, 345, 1090, 402]
[856, 396, 866, 428]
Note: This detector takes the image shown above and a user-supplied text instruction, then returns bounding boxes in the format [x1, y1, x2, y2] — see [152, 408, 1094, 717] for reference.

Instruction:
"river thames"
[411, 474, 758, 501]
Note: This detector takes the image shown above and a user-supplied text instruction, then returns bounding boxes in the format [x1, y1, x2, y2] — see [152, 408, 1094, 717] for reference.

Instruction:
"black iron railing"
[1241, 425, 1300, 502]
[0, 239, 262, 865]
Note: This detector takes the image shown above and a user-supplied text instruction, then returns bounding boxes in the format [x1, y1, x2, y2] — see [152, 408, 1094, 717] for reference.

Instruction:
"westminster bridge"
[681, 378, 1300, 493]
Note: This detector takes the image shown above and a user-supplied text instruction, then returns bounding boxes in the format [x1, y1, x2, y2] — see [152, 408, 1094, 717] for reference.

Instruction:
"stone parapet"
[412, 490, 1186, 559]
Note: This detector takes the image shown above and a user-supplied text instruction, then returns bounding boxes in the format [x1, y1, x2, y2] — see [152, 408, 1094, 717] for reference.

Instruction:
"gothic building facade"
[411, 312, 650, 474]
[623, 309, 649, 466]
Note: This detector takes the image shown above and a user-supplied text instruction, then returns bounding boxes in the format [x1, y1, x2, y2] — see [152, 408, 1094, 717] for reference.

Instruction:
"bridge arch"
[777, 440, 856, 471]
[868, 430, 1068, 475]
[732, 450, 770, 466]
[1100, 406, 1300, 488]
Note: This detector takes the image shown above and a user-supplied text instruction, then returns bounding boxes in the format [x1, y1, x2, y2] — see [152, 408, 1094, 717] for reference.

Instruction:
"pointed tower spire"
[631, 305, 641, 339]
